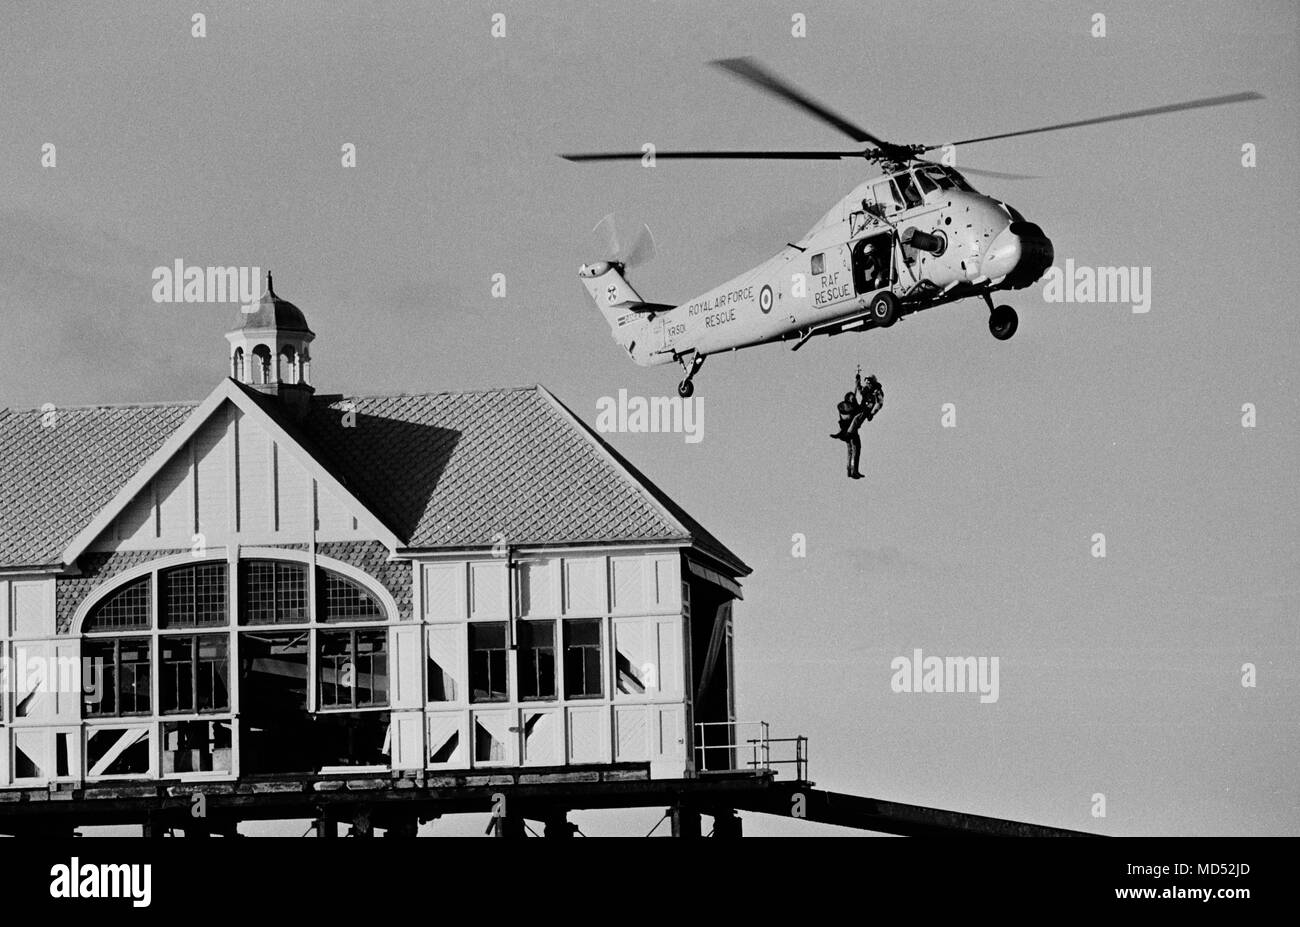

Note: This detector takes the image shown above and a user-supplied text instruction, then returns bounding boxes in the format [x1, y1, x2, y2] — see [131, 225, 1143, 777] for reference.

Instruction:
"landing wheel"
[869, 292, 898, 328]
[676, 353, 705, 398]
[989, 305, 1018, 341]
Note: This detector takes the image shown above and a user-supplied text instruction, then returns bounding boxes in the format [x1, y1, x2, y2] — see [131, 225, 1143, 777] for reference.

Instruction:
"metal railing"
[693, 721, 808, 782]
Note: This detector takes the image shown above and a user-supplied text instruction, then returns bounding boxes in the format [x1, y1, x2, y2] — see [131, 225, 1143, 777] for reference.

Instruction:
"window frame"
[159, 632, 229, 715]
[239, 559, 308, 626]
[161, 562, 229, 629]
[83, 636, 153, 718]
[468, 620, 510, 704]
[76, 555, 396, 777]
[893, 170, 923, 209]
[563, 618, 604, 700]
[517, 619, 557, 701]
[317, 626, 389, 710]
[872, 179, 904, 214]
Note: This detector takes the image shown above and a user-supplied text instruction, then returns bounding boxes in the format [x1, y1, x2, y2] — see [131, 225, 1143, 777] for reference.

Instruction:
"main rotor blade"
[951, 165, 1039, 181]
[912, 157, 1037, 180]
[711, 57, 895, 149]
[562, 149, 863, 162]
[925, 91, 1263, 150]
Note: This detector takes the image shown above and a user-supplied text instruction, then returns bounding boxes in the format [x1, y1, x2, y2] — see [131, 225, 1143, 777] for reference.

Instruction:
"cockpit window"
[894, 171, 923, 209]
[871, 179, 903, 214]
[946, 168, 977, 192]
[914, 164, 956, 194]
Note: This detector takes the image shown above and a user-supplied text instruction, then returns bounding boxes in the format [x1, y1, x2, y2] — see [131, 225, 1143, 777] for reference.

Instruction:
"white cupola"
[225, 271, 316, 415]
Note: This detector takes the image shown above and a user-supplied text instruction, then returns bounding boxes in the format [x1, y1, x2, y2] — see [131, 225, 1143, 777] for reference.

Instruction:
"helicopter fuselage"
[619, 165, 1053, 368]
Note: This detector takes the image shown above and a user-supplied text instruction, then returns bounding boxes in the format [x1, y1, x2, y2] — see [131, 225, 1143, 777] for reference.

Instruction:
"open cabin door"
[850, 230, 896, 296]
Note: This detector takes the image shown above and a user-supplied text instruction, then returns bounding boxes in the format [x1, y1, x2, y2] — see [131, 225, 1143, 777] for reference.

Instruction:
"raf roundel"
[759, 284, 773, 314]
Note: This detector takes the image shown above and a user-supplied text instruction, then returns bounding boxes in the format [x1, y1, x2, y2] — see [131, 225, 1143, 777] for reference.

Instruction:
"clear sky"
[1, 1, 1296, 836]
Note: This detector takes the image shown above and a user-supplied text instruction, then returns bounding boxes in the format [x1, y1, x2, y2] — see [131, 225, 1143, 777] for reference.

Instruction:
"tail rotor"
[593, 213, 657, 274]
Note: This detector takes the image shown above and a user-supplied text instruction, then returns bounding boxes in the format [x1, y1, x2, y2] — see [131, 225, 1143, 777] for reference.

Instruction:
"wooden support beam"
[712, 809, 742, 838]
[543, 815, 576, 838]
[383, 817, 418, 838]
[670, 805, 701, 838]
[350, 809, 373, 838]
[493, 814, 525, 838]
[734, 785, 1099, 837]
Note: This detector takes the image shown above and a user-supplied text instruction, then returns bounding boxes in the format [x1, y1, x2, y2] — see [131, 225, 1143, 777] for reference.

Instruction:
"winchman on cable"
[830, 366, 883, 479]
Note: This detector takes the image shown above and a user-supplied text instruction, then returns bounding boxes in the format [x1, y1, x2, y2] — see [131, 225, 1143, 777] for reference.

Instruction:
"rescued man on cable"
[830, 368, 883, 480]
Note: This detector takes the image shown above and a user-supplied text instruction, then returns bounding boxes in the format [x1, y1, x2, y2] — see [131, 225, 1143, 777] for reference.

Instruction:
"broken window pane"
[473, 713, 507, 762]
[615, 622, 655, 695]
[55, 732, 70, 777]
[162, 720, 232, 775]
[426, 626, 458, 702]
[13, 730, 45, 779]
[468, 622, 508, 703]
[161, 635, 229, 713]
[315, 711, 391, 767]
[518, 620, 556, 700]
[318, 629, 350, 709]
[318, 628, 389, 709]
[238, 631, 311, 774]
[161, 637, 194, 713]
[82, 638, 117, 716]
[83, 638, 151, 716]
[86, 725, 151, 777]
[564, 619, 603, 699]
[354, 629, 388, 707]
[427, 714, 462, 765]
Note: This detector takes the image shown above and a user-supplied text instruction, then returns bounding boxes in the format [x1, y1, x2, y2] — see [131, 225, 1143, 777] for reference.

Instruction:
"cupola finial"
[266, 269, 274, 296]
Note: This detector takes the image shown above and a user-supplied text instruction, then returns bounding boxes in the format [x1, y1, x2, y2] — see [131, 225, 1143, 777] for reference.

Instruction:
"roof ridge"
[2, 383, 547, 416]
[315, 384, 543, 402]
[2, 399, 201, 415]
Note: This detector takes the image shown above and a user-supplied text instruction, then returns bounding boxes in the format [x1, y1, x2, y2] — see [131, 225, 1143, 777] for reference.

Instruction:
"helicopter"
[563, 58, 1261, 397]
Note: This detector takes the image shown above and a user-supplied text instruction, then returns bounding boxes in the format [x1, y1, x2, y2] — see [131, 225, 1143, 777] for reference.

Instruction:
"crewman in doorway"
[830, 369, 884, 480]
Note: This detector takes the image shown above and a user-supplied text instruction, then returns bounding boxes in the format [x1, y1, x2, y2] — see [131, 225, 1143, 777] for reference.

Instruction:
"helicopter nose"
[980, 226, 1023, 281]
[981, 222, 1054, 287]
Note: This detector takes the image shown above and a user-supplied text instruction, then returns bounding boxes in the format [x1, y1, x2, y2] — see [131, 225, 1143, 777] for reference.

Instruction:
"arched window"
[84, 564, 230, 722]
[78, 557, 393, 779]
[251, 344, 272, 384]
[232, 347, 245, 381]
[240, 559, 307, 624]
[85, 576, 151, 631]
[162, 562, 228, 627]
[322, 570, 385, 622]
[278, 345, 297, 384]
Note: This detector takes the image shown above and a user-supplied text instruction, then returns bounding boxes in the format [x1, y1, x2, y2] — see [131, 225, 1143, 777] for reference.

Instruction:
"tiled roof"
[264, 383, 748, 573]
[0, 403, 195, 566]
[0, 384, 747, 574]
